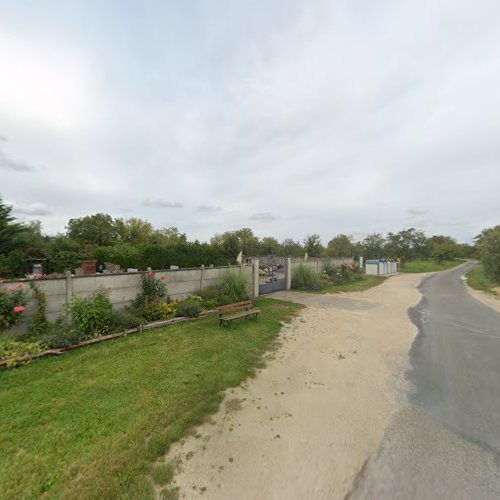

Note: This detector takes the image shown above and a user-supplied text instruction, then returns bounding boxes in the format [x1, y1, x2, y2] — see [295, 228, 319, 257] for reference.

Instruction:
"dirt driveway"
[164, 274, 423, 499]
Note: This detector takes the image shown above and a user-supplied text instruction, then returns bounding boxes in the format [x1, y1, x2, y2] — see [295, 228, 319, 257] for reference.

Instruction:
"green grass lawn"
[466, 263, 498, 293]
[0, 298, 301, 500]
[399, 259, 462, 273]
[318, 275, 387, 294]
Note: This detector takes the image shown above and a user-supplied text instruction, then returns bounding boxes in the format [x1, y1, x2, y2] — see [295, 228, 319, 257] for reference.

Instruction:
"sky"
[1, 0, 499, 244]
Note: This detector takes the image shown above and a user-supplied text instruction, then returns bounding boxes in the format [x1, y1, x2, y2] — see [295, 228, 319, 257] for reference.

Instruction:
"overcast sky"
[1, 1, 499, 244]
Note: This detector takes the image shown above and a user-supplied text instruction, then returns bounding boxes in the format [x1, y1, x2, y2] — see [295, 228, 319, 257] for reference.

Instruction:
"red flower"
[8, 287, 14, 292]
[148, 272, 155, 277]
[13, 306, 26, 313]
[17, 283, 24, 288]
[161, 276, 166, 281]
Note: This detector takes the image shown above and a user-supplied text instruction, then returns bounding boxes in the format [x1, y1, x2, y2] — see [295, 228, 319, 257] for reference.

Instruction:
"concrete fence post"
[65, 271, 73, 323]
[252, 259, 259, 298]
[200, 264, 205, 291]
[286, 257, 292, 290]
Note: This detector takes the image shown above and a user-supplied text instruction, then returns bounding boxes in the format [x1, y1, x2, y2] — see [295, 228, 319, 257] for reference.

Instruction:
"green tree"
[151, 227, 187, 246]
[475, 225, 500, 283]
[210, 228, 259, 259]
[0, 196, 24, 254]
[385, 228, 428, 260]
[259, 236, 281, 255]
[326, 234, 354, 257]
[303, 234, 324, 257]
[116, 217, 154, 244]
[66, 213, 119, 247]
[281, 239, 303, 257]
[361, 233, 386, 259]
[427, 235, 458, 262]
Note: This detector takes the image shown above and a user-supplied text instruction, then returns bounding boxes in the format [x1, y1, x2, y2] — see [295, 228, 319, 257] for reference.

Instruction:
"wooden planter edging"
[0, 310, 218, 369]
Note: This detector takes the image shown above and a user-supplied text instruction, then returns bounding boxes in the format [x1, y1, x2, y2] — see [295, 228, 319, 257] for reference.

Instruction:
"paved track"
[349, 262, 500, 499]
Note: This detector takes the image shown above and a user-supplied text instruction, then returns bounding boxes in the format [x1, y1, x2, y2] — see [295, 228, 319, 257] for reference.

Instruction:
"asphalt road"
[349, 262, 500, 499]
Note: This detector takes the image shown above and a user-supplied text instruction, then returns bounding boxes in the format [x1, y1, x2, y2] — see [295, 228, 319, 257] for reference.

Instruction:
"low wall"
[290, 257, 354, 275]
[3, 265, 253, 322]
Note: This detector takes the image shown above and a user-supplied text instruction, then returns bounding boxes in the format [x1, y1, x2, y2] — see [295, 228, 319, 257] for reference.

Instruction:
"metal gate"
[258, 255, 286, 295]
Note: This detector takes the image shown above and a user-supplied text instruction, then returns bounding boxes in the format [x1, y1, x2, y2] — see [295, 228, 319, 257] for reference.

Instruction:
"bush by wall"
[292, 264, 322, 291]
[67, 289, 114, 339]
[0, 281, 31, 331]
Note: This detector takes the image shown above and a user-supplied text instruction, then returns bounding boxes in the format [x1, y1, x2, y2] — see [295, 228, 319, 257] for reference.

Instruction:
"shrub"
[291, 264, 322, 291]
[476, 225, 500, 284]
[28, 285, 49, 339]
[0, 281, 31, 331]
[0, 339, 44, 367]
[112, 308, 146, 330]
[140, 300, 178, 322]
[221, 270, 249, 303]
[135, 272, 168, 307]
[40, 317, 84, 348]
[67, 288, 114, 338]
[198, 286, 226, 308]
[176, 299, 202, 318]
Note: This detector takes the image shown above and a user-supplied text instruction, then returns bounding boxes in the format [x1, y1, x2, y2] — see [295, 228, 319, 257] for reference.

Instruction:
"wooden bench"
[218, 300, 260, 327]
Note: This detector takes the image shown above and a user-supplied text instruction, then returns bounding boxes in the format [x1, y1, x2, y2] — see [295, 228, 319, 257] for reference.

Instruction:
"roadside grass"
[399, 259, 462, 273]
[0, 298, 301, 500]
[466, 263, 497, 294]
[318, 275, 387, 294]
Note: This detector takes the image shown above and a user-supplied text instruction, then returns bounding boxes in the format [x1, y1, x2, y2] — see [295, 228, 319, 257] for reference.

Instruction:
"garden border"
[0, 310, 217, 370]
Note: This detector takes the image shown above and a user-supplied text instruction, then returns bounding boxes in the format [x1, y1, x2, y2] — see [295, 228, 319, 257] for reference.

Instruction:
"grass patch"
[0, 298, 301, 499]
[318, 275, 387, 294]
[466, 263, 498, 294]
[399, 259, 462, 273]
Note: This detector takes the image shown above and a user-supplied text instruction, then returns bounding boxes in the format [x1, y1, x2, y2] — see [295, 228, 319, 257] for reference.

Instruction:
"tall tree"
[475, 225, 500, 283]
[281, 238, 303, 257]
[303, 234, 324, 257]
[385, 228, 428, 260]
[116, 217, 154, 244]
[66, 213, 119, 247]
[151, 227, 187, 246]
[0, 196, 24, 254]
[326, 234, 354, 257]
[361, 233, 386, 259]
[427, 235, 458, 262]
[259, 236, 281, 255]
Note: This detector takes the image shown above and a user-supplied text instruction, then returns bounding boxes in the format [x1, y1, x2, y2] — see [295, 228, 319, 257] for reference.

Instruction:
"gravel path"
[164, 274, 423, 499]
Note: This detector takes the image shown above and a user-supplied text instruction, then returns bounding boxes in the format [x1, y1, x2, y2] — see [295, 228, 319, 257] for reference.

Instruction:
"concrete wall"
[3, 264, 253, 322]
[290, 257, 354, 276]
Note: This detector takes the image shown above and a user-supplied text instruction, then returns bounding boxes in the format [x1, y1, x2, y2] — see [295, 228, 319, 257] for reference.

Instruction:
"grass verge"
[466, 263, 497, 294]
[318, 275, 387, 294]
[0, 297, 301, 499]
[399, 259, 462, 273]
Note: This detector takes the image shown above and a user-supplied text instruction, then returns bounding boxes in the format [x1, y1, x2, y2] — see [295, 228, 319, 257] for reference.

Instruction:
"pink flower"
[0, 279, 3, 285]
[8, 287, 14, 292]
[161, 276, 166, 281]
[148, 272, 155, 277]
[17, 283, 24, 288]
[13, 306, 26, 313]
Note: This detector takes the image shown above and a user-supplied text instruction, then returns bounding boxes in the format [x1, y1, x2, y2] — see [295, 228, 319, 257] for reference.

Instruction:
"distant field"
[466, 263, 497, 293]
[399, 260, 462, 273]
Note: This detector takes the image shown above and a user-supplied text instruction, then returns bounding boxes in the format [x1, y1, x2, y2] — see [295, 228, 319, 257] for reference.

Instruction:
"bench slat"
[221, 309, 260, 321]
[218, 301, 252, 314]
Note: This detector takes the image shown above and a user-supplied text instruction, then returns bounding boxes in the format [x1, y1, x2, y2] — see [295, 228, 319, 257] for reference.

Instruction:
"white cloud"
[0, 32, 95, 132]
[10, 202, 52, 216]
[0, 1, 499, 243]
[142, 199, 184, 208]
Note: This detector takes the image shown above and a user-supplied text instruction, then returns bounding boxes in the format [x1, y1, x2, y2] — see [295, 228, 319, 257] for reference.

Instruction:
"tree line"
[0, 197, 497, 283]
